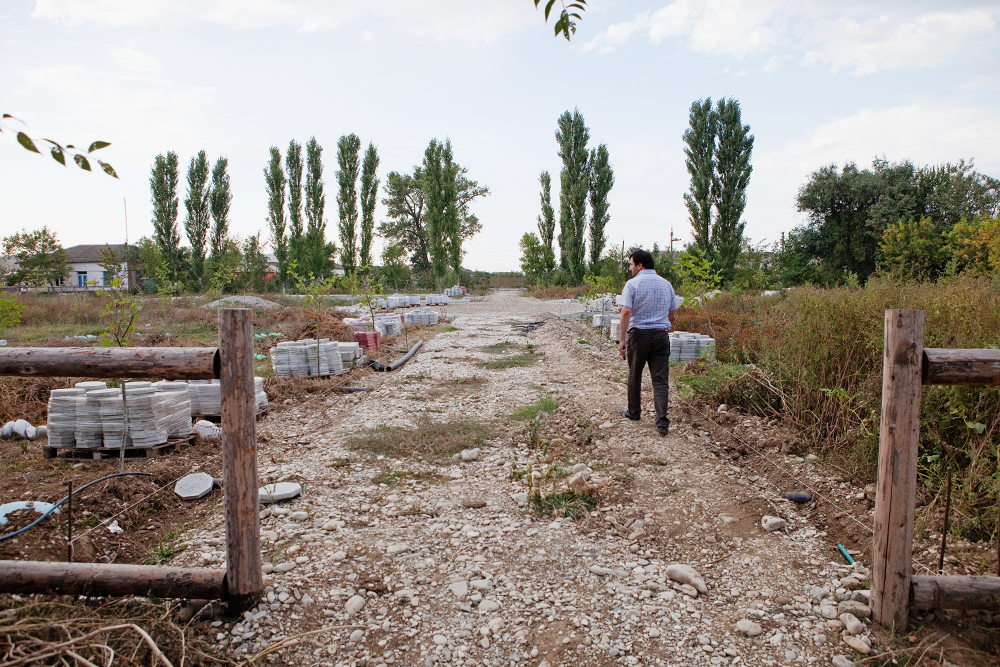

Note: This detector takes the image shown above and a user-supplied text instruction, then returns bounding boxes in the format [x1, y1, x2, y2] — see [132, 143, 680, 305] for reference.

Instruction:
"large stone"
[344, 595, 366, 617]
[761, 515, 787, 532]
[842, 634, 871, 654]
[838, 600, 871, 619]
[174, 473, 214, 501]
[589, 565, 615, 577]
[736, 619, 763, 636]
[512, 492, 529, 505]
[665, 563, 708, 594]
[470, 579, 493, 591]
[478, 599, 500, 613]
[460, 448, 481, 461]
[449, 581, 469, 597]
[832, 656, 855, 667]
[386, 543, 410, 556]
[259, 482, 302, 504]
[840, 613, 864, 635]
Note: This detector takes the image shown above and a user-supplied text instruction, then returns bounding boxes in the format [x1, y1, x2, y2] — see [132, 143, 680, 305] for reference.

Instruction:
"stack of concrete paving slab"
[669, 331, 716, 362]
[47, 388, 86, 447]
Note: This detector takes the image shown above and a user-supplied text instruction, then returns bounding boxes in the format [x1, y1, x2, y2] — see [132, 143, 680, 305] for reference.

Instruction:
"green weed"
[531, 491, 598, 520]
[511, 394, 558, 421]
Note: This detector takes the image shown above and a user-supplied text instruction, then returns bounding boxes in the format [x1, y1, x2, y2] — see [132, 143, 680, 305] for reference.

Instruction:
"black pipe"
[385, 340, 424, 372]
[0, 472, 151, 543]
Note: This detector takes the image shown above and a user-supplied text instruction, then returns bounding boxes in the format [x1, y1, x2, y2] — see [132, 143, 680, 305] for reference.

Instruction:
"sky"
[2, 0, 999, 272]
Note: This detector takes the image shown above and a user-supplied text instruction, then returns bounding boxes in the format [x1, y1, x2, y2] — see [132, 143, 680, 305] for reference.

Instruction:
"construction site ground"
[2, 290, 997, 667]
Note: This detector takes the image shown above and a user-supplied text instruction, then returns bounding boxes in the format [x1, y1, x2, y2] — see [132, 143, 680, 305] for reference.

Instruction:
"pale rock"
[290, 511, 308, 522]
[449, 581, 469, 597]
[838, 600, 871, 619]
[460, 448, 481, 461]
[769, 631, 783, 646]
[478, 600, 500, 613]
[350, 629, 365, 643]
[571, 463, 589, 473]
[840, 576, 862, 590]
[665, 563, 708, 594]
[820, 603, 840, 619]
[842, 634, 870, 654]
[589, 566, 615, 577]
[274, 562, 296, 573]
[433, 635, 448, 645]
[470, 579, 493, 591]
[344, 595, 366, 617]
[386, 543, 410, 557]
[840, 613, 864, 635]
[832, 656, 855, 667]
[332, 551, 347, 561]
[322, 519, 339, 531]
[761, 516, 787, 532]
[736, 620, 762, 636]
[512, 492, 529, 505]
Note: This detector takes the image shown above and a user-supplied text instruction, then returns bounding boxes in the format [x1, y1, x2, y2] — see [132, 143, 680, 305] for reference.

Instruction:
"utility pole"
[669, 228, 682, 252]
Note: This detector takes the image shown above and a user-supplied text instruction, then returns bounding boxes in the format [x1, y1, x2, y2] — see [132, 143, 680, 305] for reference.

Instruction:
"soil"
[0, 291, 997, 667]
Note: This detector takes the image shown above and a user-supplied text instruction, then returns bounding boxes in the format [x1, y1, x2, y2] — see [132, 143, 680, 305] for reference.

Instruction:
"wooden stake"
[938, 466, 951, 573]
[218, 308, 262, 613]
[872, 309, 924, 629]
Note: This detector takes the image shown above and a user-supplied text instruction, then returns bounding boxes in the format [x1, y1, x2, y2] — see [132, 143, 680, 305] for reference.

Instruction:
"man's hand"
[618, 338, 627, 358]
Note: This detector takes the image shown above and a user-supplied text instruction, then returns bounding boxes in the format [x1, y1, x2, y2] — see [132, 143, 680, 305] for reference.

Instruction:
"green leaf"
[41, 138, 64, 151]
[16, 132, 40, 153]
[74, 154, 92, 171]
[2, 113, 13, 119]
[50, 145, 66, 166]
[533, 0, 542, 6]
[98, 159, 118, 178]
[965, 421, 985, 434]
[88, 140, 111, 152]
[544, 0, 557, 21]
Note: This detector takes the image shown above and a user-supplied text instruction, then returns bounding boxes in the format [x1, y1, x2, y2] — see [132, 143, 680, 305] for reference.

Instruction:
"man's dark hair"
[630, 249, 655, 271]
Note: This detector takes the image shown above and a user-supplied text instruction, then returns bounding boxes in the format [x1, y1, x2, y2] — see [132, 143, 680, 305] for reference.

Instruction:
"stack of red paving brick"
[354, 330, 381, 351]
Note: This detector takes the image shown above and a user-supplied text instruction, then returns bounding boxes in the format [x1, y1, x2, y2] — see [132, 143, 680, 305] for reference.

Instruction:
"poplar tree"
[536, 171, 556, 275]
[209, 156, 232, 260]
[265, 147, 288, 285]
[286, 140, 305, 270]
[183, 150, 212, 284]
[336, 133, 361, 275]
[683, 98, 716, 261]
[150, 151, 181, 282]
[422, 139, 460, 287]
[555, 109, 591, 283]
[712, 98, 753, 284]
[588, 144, 613, 267]
[304, 136, 332, 277]
[359, 143, 380, 270]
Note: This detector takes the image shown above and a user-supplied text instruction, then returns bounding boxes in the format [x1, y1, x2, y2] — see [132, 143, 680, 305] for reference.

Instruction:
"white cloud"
[107, 42, 162, 73]
[361, 30, 373, 43]
[581, 1, 998, 75]
[32, 0, 537, 43]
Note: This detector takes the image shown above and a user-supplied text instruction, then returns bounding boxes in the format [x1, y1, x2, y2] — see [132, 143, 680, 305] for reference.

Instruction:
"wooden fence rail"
[872, 310, 1000, 629]
[0, 309, 260, 613]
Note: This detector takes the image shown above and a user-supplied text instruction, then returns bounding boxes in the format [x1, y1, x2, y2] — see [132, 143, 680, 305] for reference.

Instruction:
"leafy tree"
[588, 143, 613, 267]
[379, 170, 430, 270]
[519, 232, 556, 285]
[1, 113, 117, 177]
[209, 237, 243, 293]
[210, 156, 232, 260]
[730, 240, 779, 290]
[380, 243, 411, 291]
[0, 296, 24, 329]
[881, 218, 948, 280]
[712, 98, 753, 284]
[183, 150, 212, 283]
[96, 275, 140, 347]
[286, 139, 305, 269]
[536, 170, 556, 273]
[359, 143, 380, 270]
[133, 237, 164, 292]
[944, 216, 999, 276]
[422, 138, 458, 286]
[555, 109, 591, 282]
[150, 151, 182, 282]
[240, 233, 269, 293]
[97, 244, 133, 290]
[533, 0, 587, 40]
[336, 133, 361, 274]
[683, 98, 716, 262]
[304, 136, 334, 278]
[2, 227, 69, 287]
[264, 147, 289, 286]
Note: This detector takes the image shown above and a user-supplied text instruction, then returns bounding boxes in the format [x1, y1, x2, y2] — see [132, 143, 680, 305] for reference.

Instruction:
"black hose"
[0, 472, 151, 543]
[386, 340, 423, 372]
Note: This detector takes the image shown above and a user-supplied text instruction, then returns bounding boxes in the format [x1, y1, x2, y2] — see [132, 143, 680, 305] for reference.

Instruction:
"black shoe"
[619, 408, 639, 421]
[657, 428, 669, 437]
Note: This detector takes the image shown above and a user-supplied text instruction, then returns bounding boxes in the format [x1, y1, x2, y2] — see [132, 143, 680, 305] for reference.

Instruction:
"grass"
[440, 325, 460, 332]
[531, 490, 598, 520]
[480, 341, 519, 354]
[346, 416, 495, 462]
[511, 394, 558, 421]
[372, 469, 445, 486]
[476, 340, 542, 370]
[143, 531, 187, 565]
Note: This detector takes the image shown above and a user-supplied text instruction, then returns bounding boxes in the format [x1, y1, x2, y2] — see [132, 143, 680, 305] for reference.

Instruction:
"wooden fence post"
[872, 309, 924, 628]
[219, 308, 263, 612]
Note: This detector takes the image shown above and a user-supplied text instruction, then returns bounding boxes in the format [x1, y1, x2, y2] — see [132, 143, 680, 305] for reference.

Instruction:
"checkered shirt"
[620, 269, 680, 331]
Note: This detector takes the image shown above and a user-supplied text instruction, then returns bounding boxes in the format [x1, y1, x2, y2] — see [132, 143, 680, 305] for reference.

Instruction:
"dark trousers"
[625, 329, 671, 431]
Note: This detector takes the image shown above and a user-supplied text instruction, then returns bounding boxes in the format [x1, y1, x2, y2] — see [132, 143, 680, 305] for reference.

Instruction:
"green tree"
[183, 150, 212, 284]
[286, 139, 305, 269]
[379, 170, 430, 270]
[265, 147, 289, 287]
[683, 98, 717, 263]
[944, 216, 999, 276]
[150, 151, 181, 282]
[240, 233, 269, 293]
[422, 138, 457, 286]
[712, 98, 753, 284]
[536, 170, 556, 274]
[336, 133, 361, 274]
[210, 156, 232, 260]
[880, 218, 948, 280]
[304, 136, 334, 278]
[555, 109, 591, 282]
[519, 231, 555, 285]
[2, 227, 69, 287]
[588, 143, 613, 267]
[359, 143, 380, 270]
[209, 237, 243, 293]
[380, 242, 411, 291]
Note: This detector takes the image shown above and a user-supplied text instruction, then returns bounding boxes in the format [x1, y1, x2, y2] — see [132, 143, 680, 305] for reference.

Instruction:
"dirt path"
[171, 292, 909, 667]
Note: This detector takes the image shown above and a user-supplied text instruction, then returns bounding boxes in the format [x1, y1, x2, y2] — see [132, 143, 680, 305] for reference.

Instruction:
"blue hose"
[0, 472, 151, 543]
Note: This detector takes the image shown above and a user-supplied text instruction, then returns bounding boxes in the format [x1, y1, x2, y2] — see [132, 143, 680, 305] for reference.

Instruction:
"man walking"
[618, 249, 679, 436]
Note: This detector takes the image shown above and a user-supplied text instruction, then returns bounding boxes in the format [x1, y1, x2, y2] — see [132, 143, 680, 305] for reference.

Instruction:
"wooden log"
[0, 561, 225, 599]
[923, 348, 1000, 386]
[0, 347, 219, 380]
[911, 575, 1000, 611]
[872, 309, 924, 629]
[219, 308, 262, 613]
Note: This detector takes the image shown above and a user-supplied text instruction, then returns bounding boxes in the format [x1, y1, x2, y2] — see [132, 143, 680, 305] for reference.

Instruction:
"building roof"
[65, 244, 127, 264]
